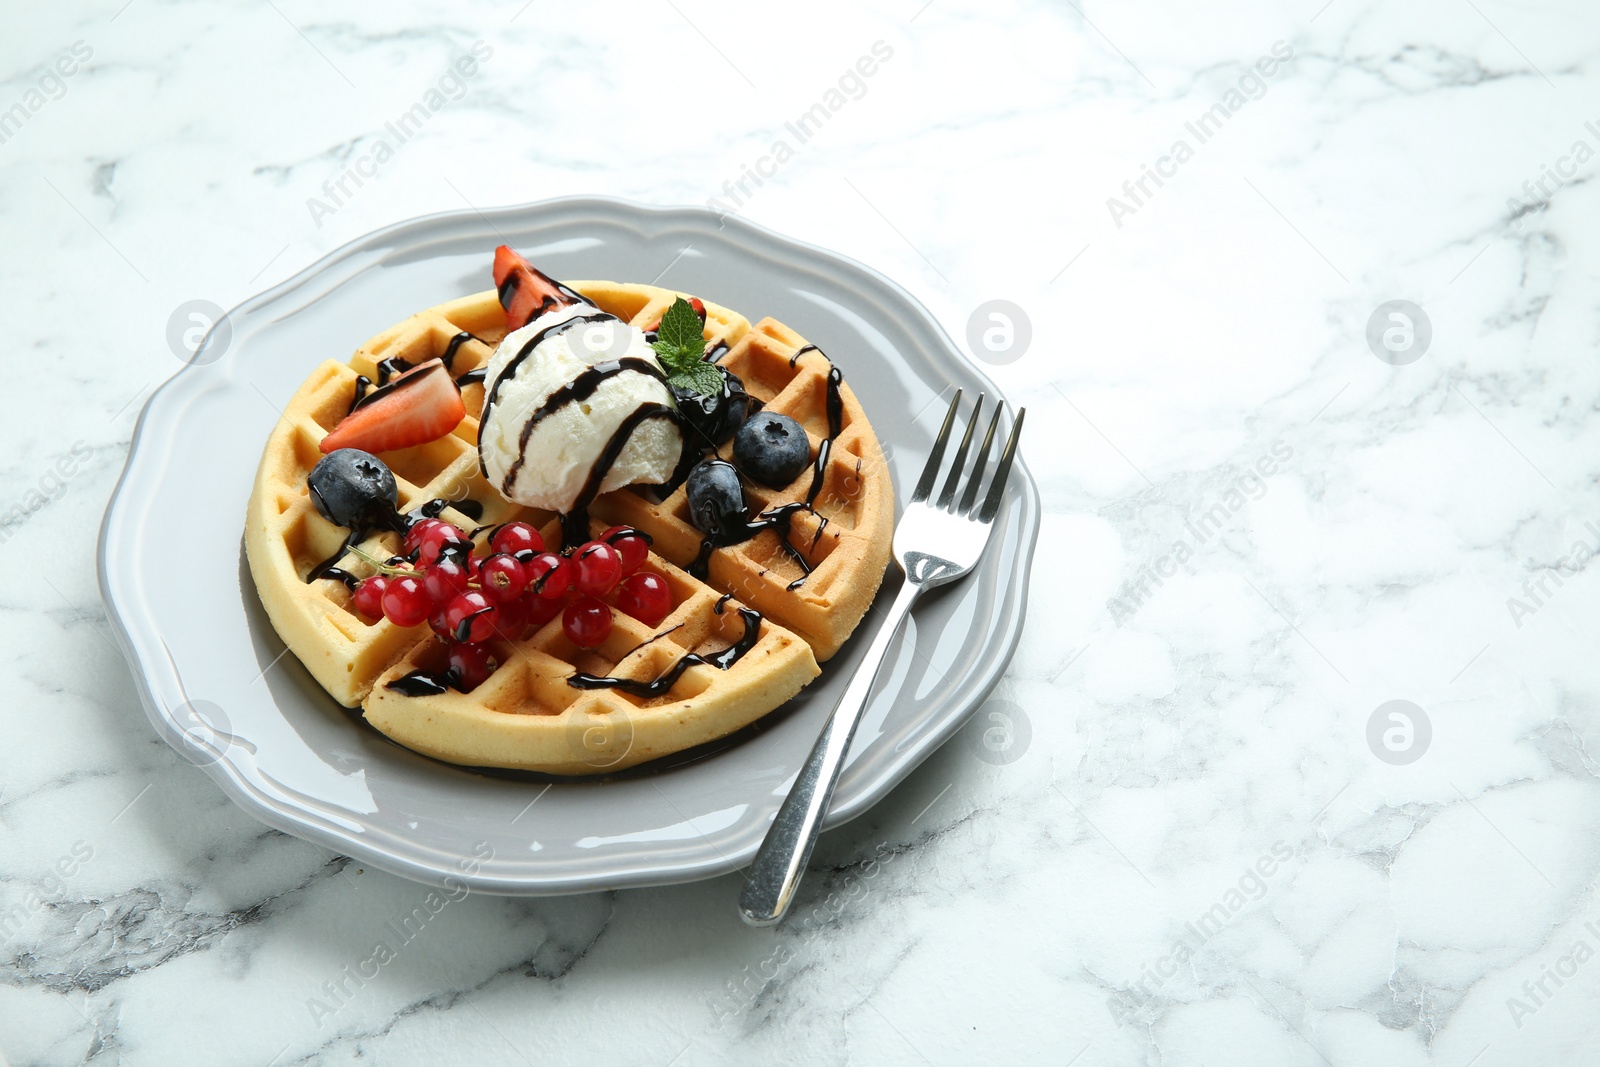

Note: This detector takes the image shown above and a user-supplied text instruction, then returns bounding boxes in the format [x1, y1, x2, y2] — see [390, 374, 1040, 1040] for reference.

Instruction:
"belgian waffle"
[244, 282, 894, 774]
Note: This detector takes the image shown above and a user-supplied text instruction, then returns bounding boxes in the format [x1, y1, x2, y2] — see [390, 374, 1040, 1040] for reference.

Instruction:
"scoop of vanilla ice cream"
[478, 304, 682, 513]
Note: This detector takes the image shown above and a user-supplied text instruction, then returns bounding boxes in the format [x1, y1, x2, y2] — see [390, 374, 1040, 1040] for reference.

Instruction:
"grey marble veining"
[4, 0, 1600, 1063]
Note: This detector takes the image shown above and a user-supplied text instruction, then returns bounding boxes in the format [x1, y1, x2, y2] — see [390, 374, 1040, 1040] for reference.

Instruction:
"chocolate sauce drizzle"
[346, 377, 373, 415]
[500, 358, 669, 495]
[375, 357, 411, 387]
[804, 367, 845, 508]
[688, 363, 845, 590]
[687, 502, 812, 584]
[478, 310, 620, 476]
[567, 603, 762, 697]
[558, 402, 681, 547]
[408, 495, 483, 524]
[441, 331, 490, 372]
[789, 343, 820, 368]
[496, 274, 518, 307]
[387, 671, 450, 697]
[349, 360, 436, 414]
[447, 331, 494, 390]
[603, 525, 653, 550]
[317, 567, 361, 590]
[306, 530, 364, 584]
[565, 621, 687, 683]
[347, 332, 492, 412]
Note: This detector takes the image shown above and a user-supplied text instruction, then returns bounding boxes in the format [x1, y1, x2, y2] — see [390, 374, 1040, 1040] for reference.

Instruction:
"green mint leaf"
[666, 361, 725, 397]
[650, 338, 691, 374]
[651, 297, 722, 397]
[654, 297, 704, 367]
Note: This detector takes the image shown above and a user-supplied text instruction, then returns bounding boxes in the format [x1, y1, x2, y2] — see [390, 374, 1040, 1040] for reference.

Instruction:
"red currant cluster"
[349, 519, 674, 692]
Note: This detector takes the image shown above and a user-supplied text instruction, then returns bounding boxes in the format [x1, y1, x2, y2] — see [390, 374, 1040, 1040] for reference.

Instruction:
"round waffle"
[244, 280, 894, 775]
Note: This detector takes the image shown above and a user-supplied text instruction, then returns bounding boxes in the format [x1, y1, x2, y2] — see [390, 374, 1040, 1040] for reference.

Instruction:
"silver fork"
[738, 390, 1025, 926]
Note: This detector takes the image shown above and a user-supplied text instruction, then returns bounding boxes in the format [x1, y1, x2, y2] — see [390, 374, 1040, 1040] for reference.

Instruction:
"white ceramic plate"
[98, 197, 1039, 895]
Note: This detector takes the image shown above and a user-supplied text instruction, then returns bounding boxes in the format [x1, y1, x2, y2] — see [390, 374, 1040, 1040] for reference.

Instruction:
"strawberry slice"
[493, 245, 583, 331]
[320, 360, 465, 455]
[643, 297, 706, 333]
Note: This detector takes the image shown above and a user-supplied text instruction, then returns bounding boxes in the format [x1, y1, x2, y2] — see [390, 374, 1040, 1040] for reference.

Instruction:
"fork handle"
[739, 577, 922, 927]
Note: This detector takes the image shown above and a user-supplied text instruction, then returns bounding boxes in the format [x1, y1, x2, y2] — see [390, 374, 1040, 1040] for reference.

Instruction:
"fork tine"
[911, 389, 962, 503]
[958, 404, 1003, 515]
[936, 394, 982, 510]
[977, 407, 1025, 524]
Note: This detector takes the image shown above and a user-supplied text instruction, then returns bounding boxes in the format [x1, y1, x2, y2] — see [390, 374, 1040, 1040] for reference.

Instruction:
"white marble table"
[5, 0, 1600, 1063]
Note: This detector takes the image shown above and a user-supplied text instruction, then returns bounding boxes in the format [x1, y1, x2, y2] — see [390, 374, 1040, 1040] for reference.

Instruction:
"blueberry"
[670, 368, 751, 448]
[308, 449, 398, 530]
[685, 459, 749, 539]
[733, 412, 811, 488]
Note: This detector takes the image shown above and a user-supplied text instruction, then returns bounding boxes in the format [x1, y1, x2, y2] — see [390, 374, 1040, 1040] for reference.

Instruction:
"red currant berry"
[490, 593, 529, 640]
[479, 553, 528, 603]
[602, 525, 651, 574]
[429, 602, 453, 640]
[447, 643, 500, 692]
[352, 575, 389, 620]
[617, 572, 673, 626]
[562, 597, 612, 648]
[573, 540, 623, 596]
[517, 590, 558, 629]
[423, 559, 471, 603]
[416, 521, 468, 566]
[381, 575, 432, 628]
[444, 591, 498, 644]
[491, 521, 544, 557]
[401, 518, 444, 558]
[525, 552, 571, 599]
